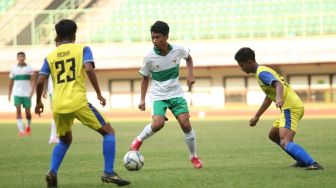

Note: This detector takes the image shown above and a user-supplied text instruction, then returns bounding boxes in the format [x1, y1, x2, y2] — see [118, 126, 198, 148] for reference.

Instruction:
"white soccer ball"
[123, 151, 144, 171]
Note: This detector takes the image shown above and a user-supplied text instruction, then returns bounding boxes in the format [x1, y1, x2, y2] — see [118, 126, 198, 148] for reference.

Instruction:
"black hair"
[55, 19, 77, 41]
[17, 51, 25, 56]
[150, 21, 169, 36]
[234, 47, 256, 63]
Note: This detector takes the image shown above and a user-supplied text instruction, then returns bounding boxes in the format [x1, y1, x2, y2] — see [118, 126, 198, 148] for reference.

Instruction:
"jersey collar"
[153, 43, 173, 56]
[17, 63, 27, 67]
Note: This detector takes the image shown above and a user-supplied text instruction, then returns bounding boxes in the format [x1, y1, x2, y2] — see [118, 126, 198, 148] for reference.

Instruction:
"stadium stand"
[0, 0, 335, 45]
[88, 0, 336, 43]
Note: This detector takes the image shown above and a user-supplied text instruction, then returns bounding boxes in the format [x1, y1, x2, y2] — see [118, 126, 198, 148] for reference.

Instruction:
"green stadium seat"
[89, 0, 336, 43]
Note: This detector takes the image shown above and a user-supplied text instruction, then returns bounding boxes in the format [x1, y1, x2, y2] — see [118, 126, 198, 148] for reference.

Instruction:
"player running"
[8, 52, 35, 136]
[130, 21, 203, 169]
[35, 19, 130, 187]
[234, 47, 323, 170]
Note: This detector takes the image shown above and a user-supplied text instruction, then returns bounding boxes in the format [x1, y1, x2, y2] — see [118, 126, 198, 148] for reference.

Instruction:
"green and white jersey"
[139, 44, 189, 100]
[9, 64, 34, 97]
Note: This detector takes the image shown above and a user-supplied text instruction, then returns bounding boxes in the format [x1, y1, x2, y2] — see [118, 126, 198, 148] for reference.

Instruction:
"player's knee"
[280, 139, 289, 149]
[60, 138, 72, 145]
[268, 133, 277, 142]
[182, 123, 192, 133]
[152, 121, 165, 132]
[98, 124, 115, 135]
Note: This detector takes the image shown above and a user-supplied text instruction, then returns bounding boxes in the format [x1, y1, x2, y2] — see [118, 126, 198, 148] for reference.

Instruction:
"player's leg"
[22, 97, 32, 134]
[15, 105, 25, 135]
[279, 108, 322, 170]
[131, 100, 168, 151]
[173, 97, 202, 168]
[75, 103, 130, 186]
[268, 127, 305, 167]
[24, 107, 32, 134]
[46, 131, 72, 188]
[46, 112, 74, 187]
[14, 96, 25, 135]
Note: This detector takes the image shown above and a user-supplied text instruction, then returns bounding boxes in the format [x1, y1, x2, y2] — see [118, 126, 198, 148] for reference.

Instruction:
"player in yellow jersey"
[234, 47, 322, 170]
[35, 19, 130, 187]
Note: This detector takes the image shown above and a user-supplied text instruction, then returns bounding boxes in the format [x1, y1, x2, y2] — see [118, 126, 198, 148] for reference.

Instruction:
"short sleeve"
[39, 58, 50, 76]
[83, 46, 94, 67]
[258, 71, 277, 86]
[9, 68, 14, 79]
[181, 47, 190, 60]
[139, 57, 151, 76]
[28, 65, 34, 75]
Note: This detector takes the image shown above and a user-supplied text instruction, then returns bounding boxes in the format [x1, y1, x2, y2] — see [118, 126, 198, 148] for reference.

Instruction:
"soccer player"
[130, 21, 203, 169]
[35, 19, 130, 187]
[234, 47, 323, 170]
[8, 52, 35, 136]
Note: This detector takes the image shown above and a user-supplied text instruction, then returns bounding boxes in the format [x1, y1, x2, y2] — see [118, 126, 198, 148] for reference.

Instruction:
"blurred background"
[0, 0, 335, 118]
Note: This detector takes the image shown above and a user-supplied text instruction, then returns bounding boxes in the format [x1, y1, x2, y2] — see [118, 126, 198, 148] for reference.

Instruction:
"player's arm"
[250, 96, 272, 127]
[185, 54, 195, 91]
[35, 74, 48, 116]
[8, 79, 14, 102]
[272, 81, 284, 108]
[83, 46, 106, 106]
[35, 58, 50, 116]
[85, 62, 106, 106]
[42, 78, 48, 98]
[30, 71, 36, 98]
[138, 76, 149, 111]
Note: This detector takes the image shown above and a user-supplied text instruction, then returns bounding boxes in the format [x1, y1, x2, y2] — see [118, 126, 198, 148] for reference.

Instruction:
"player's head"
[55, 19, 77, 43]
[17, 51, 26, 64]
[234, 47, 257, 74]
[54, 36, 61, 47]
[150, 21, 169, 48]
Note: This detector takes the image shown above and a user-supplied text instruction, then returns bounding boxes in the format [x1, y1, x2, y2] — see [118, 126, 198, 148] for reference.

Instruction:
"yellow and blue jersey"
[39, 43, 94, 113]
[256, 66, 303, 109]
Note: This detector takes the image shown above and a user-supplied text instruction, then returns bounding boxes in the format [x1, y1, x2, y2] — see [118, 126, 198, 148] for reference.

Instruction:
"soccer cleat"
[306, 162, 323, 170]
[49, 137, 60, 144]
[289, 162, 306, 168]
[101, 172, 130, 186]
[46, 170, 57, 188]
[191, 156, 203, 169]
[130, 138, 142, 151]
[25, 126, 31, 135]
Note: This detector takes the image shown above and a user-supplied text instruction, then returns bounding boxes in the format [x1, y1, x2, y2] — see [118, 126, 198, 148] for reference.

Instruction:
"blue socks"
[50, 140, 70, 174]
[49, 134, 116, 175]
[285, 142, 315, 166]
[103, 134, 116, 175]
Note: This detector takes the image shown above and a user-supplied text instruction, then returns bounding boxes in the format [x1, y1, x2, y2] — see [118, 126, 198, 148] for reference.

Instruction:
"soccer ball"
[123, 151, 144, 171]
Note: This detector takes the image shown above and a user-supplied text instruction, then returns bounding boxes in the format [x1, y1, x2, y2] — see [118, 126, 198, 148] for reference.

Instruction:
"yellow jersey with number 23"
[40, 43, 94, 113]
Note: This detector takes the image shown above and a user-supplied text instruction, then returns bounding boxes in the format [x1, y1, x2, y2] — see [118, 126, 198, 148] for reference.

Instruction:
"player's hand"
[187, 76, 195, 91]
[98, 95, 106, 106]
[35, 102, 44, 117]
[138, 100, 146, 111]
[249, 116, 259, 127]
[275, 99, 284, 109]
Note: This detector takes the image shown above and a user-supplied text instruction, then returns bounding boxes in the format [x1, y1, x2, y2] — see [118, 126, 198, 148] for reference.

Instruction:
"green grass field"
[0, 118, 335, 188]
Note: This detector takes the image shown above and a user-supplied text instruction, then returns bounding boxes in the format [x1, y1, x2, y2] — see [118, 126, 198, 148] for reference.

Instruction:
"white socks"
[17, 119, 24, 132]
[184, 128, 197, 158]
[137, 124, 154, 141]
[50, 118, 57, 139]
